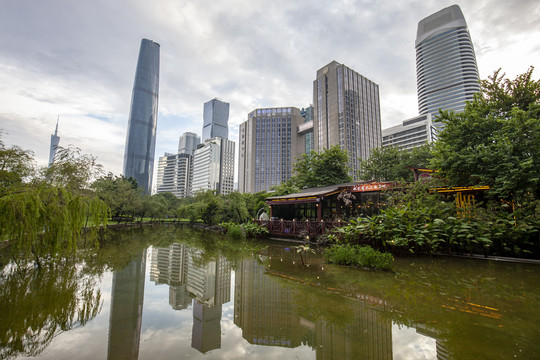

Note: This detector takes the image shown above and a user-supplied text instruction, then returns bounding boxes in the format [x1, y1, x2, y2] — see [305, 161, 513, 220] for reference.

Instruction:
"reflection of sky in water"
[392, 324, 437, 360]
[12, 245, 434, 360]
[16, 272, 113, 360]
[138, 251, 316, 360]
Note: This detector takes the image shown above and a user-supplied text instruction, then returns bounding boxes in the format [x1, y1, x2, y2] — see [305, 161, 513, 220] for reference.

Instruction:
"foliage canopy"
[433, 67, 540, 202]
[293, 145, 352, 189]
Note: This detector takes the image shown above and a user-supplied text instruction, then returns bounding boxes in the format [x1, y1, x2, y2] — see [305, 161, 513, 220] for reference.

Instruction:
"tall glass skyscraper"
[416, 5, 480, 126]
[202, 98, 229, 141]
[123, 38, 160, 194]
[313, 61, 382, 180]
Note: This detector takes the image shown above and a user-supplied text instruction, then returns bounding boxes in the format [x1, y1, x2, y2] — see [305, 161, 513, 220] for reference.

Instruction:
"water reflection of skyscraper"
[149, 244, 232, 354]
[107, 250, 147, 360]
[234, 257, 394, 359]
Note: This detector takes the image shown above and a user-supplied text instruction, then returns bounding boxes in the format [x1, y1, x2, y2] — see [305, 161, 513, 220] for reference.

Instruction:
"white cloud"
[1, 0, 538, 186]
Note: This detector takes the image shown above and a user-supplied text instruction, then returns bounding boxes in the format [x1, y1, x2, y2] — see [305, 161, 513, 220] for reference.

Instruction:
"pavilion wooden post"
[316, 199, 322, 222]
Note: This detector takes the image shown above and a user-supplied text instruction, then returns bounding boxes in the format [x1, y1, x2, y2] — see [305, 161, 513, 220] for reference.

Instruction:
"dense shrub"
[220, 222, 269, 239]
[325, 244, 394, 270]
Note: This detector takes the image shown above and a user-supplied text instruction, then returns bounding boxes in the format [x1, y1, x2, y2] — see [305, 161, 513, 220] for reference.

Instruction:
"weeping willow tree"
[0, 137, 109, 263]
[0, 260, 103, 359]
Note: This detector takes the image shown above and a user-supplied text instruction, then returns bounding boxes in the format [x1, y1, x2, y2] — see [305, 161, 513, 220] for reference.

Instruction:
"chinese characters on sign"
[351, 182, 392, 192]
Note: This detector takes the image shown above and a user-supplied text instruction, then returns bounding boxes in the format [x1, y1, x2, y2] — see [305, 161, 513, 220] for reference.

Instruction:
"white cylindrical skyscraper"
[416, 5, 480, 126]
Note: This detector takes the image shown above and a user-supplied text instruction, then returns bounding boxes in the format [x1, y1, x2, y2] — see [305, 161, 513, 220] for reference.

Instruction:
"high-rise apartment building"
[382, 114, 436, 150]
[313, 61, 382, 180]
[123, 38, 160, 194]
[191, 137, 235, 195]
[156, 153, 192, 198]
[178, 132, 200, 155]
[202, 98, 229, 141]
[416, 5, 480, 127]
[238, 107, 304, 193]
[48, 117, 60, 166]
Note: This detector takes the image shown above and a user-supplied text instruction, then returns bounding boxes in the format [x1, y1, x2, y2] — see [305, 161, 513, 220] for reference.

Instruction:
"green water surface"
[1, 225, 539, 359]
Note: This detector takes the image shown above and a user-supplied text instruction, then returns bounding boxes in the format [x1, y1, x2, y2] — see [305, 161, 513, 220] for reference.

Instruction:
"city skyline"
[0, 0, 538, 187]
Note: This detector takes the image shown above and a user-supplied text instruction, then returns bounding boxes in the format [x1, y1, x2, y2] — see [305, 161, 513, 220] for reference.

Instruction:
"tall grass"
[325, 244, 394, 270]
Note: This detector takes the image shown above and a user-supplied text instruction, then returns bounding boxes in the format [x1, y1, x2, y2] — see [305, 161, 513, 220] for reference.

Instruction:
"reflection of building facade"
[234, 256, 393, 359]
[234, 258, 304, 348]
[107, 250, 146, 360]
[149, 244, 232, 353]
[186, 250, 231, 307]
[191, 301, 222, 353]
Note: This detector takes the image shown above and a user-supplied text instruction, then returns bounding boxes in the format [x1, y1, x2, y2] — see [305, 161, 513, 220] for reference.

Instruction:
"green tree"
[293, 145, 352, 188]
[221, 192, 250, 223]
[153, 192, 180, 218]
[361, 144, 434, 182]
[433, 67, 540, 202]
[91, 174, 140, 220]
[0, 140, 108, 262]
[42, 145, 103, 193]
[270, 178, 300, 196]
[0, 136, 35, 193]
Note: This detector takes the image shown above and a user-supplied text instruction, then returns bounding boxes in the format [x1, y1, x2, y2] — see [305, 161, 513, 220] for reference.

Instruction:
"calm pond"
[1, 225, 539, 359]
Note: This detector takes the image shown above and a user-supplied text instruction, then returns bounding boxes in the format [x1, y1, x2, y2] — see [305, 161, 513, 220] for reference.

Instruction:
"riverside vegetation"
[0, 67, 538, 269]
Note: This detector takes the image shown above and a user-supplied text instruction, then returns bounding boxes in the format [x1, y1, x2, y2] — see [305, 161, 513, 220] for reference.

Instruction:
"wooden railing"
[254, 219, 347, 237]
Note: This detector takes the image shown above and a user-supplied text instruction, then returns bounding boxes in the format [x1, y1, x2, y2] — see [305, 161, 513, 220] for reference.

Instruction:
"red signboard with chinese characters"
[351, 182, 392, 192]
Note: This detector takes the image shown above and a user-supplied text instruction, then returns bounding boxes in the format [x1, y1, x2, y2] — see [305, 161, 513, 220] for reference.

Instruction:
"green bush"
[325, 244, 394, 270]
[220, 222, 269, 239]
[240, 222, 269, 238]
[226, 224, 245, 239]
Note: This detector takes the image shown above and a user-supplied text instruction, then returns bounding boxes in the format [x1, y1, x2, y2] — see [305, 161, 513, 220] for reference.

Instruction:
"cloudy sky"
[1, 0, 538, 189]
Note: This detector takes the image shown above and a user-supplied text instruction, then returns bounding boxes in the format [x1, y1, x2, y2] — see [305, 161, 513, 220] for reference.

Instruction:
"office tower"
[238, 107, 304, 193]
[416, 5, 480, 127]
[107, 250, 146, 360]
[191, 137, 235, 195]
[382, 114, 436, 150]
[123, 38, 160, 194]
[178, 132, 201, 155]
[156, 153, 192, 198]
[300, 106, 314, 154]
[202, 98, 229, 141]
[48, 117, 60, 166]
[313, 61, 382, 180]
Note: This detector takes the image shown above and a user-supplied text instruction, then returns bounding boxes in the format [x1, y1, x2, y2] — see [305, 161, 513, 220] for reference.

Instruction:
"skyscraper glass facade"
[178, 132, 200, 155]
[238, 107, 303, 193]
[416, 5, 480, 126]
[123, 38, 160, 194]
[313, 61, 382, 180]
[202, 98, 229, 141]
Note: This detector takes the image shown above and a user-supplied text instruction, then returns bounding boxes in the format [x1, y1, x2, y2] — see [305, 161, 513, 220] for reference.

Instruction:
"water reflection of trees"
[254, 248, 540, 359]
[0, 261, 102, 360]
